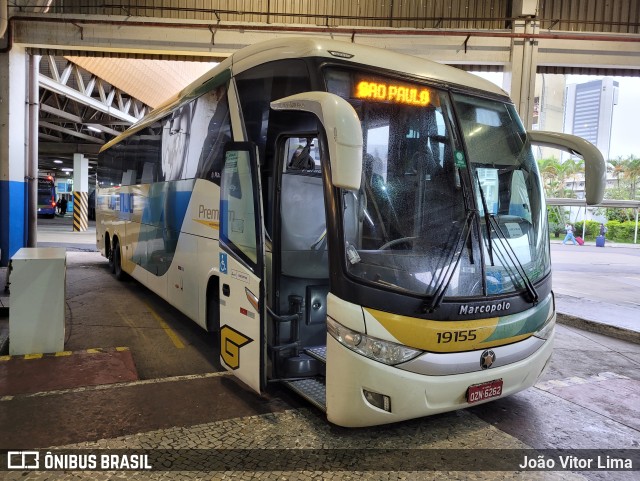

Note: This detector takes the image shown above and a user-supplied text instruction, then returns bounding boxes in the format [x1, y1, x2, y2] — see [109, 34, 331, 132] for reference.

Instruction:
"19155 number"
[436, 329, 477, 343]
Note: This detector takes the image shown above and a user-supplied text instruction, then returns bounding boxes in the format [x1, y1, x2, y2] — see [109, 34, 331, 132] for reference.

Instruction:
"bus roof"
[229, 36, 507, 96]
[101, 37, 508, 153]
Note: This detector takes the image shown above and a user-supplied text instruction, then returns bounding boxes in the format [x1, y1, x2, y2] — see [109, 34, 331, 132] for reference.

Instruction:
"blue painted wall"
[0, 180, 27, 266]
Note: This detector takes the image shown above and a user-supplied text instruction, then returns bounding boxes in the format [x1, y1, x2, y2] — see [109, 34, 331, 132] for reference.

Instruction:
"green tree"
[623, 156, 640, 199]
[603, 187, 635, 221]
[538, 157, 565, 226]
[608, 157, 626, 189]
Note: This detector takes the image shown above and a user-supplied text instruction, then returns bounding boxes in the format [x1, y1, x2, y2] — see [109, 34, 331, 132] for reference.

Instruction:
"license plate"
[467, 379, 503, 403]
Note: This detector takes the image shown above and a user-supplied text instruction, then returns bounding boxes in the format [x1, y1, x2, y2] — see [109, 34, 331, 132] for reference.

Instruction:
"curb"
[0, 346, 130, 362]
[556, 312, 640, 345]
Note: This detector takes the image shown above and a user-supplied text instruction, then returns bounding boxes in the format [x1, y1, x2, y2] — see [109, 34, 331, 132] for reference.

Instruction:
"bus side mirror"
[271, 92, 363, 191]
[527, 131, 606, 205]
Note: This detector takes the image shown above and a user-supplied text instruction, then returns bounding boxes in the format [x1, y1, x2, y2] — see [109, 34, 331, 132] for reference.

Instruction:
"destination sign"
[354, 80, 431, 106]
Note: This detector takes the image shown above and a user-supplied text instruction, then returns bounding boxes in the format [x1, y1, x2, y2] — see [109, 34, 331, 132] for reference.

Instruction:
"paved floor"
[550, 240, 640, 338]
[0, 219, 639, 479]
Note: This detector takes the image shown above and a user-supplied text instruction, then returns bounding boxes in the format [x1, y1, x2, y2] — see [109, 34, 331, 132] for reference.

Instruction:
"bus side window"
[161, 106, 191, 181]
[136, 123, 162, 184]
[194, 84, 232, 184]
[98, 143, 126, 188]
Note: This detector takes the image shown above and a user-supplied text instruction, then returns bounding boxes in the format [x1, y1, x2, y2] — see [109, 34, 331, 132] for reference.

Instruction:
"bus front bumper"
[325, 329, 554, 428]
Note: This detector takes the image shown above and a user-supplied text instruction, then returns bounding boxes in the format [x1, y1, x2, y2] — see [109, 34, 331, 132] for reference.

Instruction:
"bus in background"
[37, 176, 56, 218]
[96, 38, 606, 427]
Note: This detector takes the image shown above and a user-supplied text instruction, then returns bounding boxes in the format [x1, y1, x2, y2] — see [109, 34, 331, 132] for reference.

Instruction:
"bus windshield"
[454, 93, 550, 296]
[38, 178, 55, 205]
[325, 68, 550, 300]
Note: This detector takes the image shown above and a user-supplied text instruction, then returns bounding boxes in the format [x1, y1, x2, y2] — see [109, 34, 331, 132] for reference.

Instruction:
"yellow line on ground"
[144, 302, 185, 349]
[24, 353, 43, 359]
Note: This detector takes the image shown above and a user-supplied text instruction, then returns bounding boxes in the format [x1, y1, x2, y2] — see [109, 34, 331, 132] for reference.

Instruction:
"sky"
[587, 76, 640, 159]
[472, 72, 640, 160]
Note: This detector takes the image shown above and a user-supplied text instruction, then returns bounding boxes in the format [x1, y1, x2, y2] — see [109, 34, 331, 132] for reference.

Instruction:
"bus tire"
[113, 241, 126, 281]
[108, 240, 115, 273]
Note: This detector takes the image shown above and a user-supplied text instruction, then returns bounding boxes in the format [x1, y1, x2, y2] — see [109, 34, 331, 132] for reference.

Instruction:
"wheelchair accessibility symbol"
[219, 253, 228, 274]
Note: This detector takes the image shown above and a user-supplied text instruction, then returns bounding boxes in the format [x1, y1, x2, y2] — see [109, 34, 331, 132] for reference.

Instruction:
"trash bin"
[9, 248, 66, 355]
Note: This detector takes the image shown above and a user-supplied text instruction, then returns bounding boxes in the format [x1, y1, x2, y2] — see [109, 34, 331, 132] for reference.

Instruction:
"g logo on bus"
[480, 350, 496, 369]
[220, 325, 253, 370]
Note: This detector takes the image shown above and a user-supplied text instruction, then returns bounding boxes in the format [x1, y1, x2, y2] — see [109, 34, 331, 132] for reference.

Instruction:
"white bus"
[96, 37, 605, 427]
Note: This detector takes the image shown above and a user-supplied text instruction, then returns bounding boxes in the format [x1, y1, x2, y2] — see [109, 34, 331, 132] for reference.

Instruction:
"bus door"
[218, 142, 266, 394]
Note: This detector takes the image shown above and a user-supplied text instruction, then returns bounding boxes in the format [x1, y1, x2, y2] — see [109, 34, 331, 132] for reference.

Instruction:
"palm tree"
[562, 157, 585, 195]
[537, 156, 570, 229]
[623, 156, 640, 199]
[537, 156, 560, 195]
[608, 157, 626, 189]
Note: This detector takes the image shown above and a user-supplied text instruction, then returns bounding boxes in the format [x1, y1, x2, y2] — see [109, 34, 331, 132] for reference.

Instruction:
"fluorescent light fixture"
[53, 160, 63, 164]
[86, 125, 102, 133]
[61, 167, 73, 172]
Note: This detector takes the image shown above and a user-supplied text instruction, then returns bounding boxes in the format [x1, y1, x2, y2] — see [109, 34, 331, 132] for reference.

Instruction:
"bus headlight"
[327, 317, 422, 365]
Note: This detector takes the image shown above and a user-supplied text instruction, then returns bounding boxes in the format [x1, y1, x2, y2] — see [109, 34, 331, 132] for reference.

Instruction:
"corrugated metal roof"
[64, 56, 217, 108]
[44, 0, 640, 33]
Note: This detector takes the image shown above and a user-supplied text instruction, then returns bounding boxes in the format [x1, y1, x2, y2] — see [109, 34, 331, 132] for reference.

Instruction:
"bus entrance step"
[304, 346, 326, 363]
[282, 377, 326, 412]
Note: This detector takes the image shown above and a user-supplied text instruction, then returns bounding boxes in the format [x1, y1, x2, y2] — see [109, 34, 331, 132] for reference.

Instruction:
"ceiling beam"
[10, 13, 640, 70]
[40, 103, 82, 123]
[39, 74, 139, 123]
[38, 133, 62, 142]
[85, 123, 120, 136]
[39, 143, 102, 155]
[40, 120, 105, 144]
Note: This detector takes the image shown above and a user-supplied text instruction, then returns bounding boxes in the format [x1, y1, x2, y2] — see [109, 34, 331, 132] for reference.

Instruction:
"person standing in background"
[600, 223, 607, 238]
[60, 197, 68, 216]
[563, 223, 577, 245]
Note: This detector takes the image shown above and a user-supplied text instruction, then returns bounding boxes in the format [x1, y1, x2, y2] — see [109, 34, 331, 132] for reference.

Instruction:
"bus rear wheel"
[108, 242, 115, 273]
[113, 241, 126, 281]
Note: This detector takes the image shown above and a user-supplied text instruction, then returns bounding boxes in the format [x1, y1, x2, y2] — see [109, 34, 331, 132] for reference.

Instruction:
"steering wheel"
[379, 236, 419, 250]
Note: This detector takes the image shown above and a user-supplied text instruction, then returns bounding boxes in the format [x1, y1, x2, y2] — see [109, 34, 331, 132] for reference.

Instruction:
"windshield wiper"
[489, 217, 539, 304]
[473, 170, 538, 304]
[474, 170, 495, 266]
[423, 211, 474, 313]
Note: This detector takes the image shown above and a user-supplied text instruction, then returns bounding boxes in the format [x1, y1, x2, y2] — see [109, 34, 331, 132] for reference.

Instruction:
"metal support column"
[27, 54, 40, 247]
[72, 153, 89, 232]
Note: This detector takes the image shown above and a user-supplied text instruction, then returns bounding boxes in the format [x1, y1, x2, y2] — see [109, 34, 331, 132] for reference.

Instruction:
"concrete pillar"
[72, 153, 89, 232]
[503, 2, 539, 129]
[0, 46, 28, 266]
